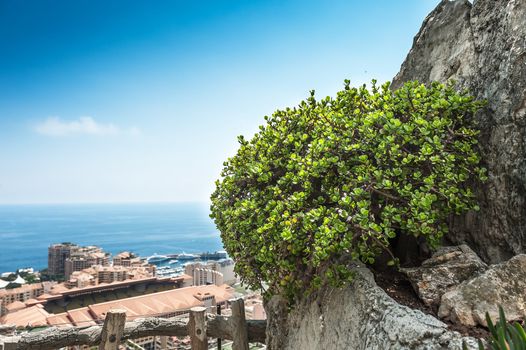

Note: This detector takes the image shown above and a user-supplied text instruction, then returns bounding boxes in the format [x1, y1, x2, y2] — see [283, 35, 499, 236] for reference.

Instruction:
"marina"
[145, 250, 227, 264]
[146, 253, 169, 264]
[171, 252, 199, 260]
[144, 250, 230, 278]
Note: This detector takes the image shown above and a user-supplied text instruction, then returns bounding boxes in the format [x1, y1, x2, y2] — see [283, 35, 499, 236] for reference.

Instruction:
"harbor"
[144, 251, 229, 278]
[145, 250, 227, 263]
[0, 249, 230, 282]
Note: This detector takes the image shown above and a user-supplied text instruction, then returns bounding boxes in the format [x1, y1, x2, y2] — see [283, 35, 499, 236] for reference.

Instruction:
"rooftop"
[1, 284, 234, 328]
[0, 305, 50, 328]
[0, 282, 42, 296]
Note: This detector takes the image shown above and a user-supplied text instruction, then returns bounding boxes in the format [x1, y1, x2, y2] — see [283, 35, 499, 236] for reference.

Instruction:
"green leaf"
[210, 79, 486, 304]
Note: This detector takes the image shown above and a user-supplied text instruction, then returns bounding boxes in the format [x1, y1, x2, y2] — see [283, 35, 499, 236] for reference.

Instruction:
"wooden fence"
[0, 298, 266, 350]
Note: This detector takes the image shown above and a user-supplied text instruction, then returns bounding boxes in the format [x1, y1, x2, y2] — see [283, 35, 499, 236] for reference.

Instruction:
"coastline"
[0, 202, 223, 272]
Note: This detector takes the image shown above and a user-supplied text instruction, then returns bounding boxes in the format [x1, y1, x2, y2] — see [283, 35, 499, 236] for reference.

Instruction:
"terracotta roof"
[115, 251, 132, 258]
[46, 307, 98, 327]
[46, 313, 72, 328]
[177, 274, 193, 281]
[24, 298, 40, 306]
[199, 284, 234, 303]
[0, 305, 50, 328]
[61, 277, 158, 296]
[50, 284, 69, 294]
[3, 285, 234, 329]
[67, 307, 98, 326]
[42, 281, 57, 290]
[37, 293, 55, 300]
[5, 301, 26, 312]
[88, 284, 233, 320]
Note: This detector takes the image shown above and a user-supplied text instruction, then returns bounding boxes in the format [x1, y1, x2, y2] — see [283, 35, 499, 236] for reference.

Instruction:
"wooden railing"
[0, 298, 266, 350]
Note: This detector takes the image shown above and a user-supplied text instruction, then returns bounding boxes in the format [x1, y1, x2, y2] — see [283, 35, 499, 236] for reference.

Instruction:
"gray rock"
[401, 245, 488, 308]
[392, 0, 526, 263]
[438, 254, 526, 327]
[265, 264, 479, 350]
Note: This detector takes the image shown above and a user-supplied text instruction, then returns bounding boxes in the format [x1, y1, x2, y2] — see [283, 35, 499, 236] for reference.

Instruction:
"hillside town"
[0, 243, 266, 349]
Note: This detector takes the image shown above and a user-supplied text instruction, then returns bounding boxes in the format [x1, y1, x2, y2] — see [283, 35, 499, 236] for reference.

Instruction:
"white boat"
[168, 259, 179, 264]
[147, 253, 169, 264]
[177, 252, 198, 260]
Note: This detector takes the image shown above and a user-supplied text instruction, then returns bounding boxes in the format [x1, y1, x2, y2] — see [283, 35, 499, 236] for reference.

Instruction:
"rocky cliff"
[265, 0, 526, 348]
[393, 0, 526, 263]
[266, 265, 479, 350]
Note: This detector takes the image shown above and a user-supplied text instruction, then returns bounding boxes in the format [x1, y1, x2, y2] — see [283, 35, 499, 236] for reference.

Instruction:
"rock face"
[265, 264, 478, 350]
[264, 2, 525, 347]
[438, 254, 526, 327]
[401, 245, 487, 308]
[392, 0, 526, 263]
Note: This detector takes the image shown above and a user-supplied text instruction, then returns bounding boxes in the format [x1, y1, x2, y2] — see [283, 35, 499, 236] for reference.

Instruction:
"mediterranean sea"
[0, 202, 223, 273]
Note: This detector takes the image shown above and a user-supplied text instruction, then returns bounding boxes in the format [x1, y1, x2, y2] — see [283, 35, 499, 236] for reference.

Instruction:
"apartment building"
[64, 264, 156, 288]
[0, 283, 45, 316]
[48, 243, 111, 279]
[48, 243, 79, 276]
[95, 266, 128, 284]
[192, 268, 224, 286]
[64, 251, 110, 279]
[184, 259, 236, 286]
[64, 271, 95, 289]
[113, 251, 138, 267]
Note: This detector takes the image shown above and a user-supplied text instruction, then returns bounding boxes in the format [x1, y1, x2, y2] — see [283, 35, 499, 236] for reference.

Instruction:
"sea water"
[0, 202, 223, 272]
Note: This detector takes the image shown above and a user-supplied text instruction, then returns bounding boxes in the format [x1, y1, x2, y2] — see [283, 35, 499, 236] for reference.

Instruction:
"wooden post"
[2, 340, 18, 350]
[160, 335, 167, 349]
[188, 306, 207, 350]
[217, 304, 222, 350]
[98, 309, 126, 350]
[230, 298, 249, 350]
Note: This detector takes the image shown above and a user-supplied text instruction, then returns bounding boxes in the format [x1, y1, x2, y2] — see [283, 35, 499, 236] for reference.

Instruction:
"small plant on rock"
[211, 80, 486, 303]
[464, 306, 526, 350]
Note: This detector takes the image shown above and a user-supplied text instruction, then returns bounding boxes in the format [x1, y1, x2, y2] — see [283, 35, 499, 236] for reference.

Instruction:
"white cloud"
[35, 116, 140, 137]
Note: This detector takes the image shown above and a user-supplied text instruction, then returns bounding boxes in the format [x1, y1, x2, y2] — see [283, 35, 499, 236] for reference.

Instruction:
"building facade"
[192, 268, 224, 286]
[96, 266, 128, 284]
[184, 259, 236, 286]
[64, 250, 110, 279]
[0, 283, 45, 316]
[48, 243, 79, 276]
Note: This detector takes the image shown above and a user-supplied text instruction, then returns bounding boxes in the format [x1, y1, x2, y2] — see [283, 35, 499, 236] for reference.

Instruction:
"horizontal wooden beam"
[0, 315, 266, 350]
[0, 325, 16, 336]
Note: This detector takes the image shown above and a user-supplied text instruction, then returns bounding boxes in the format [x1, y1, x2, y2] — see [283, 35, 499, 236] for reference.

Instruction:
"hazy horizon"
[0, 200, 211, 206]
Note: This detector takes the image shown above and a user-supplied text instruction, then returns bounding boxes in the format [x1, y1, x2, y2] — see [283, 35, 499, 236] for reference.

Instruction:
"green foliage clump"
[211, 80, 486, 302]
[464, 306, 526, 350]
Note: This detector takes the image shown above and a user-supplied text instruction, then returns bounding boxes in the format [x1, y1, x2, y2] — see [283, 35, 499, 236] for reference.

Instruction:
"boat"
[146, 253, 169, 264]
[176, 252, 199, 260]
[199, 251, 228, 260]
[168, 259, 179, 264]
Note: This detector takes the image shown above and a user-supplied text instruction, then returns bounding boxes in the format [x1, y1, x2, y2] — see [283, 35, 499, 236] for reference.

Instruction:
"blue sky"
[0, 0, 439, 204]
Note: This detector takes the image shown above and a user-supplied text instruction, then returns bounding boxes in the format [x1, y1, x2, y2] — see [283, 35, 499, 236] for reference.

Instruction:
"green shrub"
[464, 306, 526, 350]
[211, 80, 486, 302]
